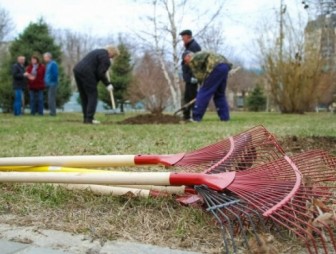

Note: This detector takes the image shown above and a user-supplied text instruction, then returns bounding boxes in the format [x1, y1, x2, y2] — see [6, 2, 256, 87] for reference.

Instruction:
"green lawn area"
[0, 111, 335, 253]
[0, 111, 335, 158]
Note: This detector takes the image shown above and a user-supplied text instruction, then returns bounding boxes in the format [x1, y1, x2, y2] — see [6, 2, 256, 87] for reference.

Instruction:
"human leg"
[13, 89, 22, 116]
[29, 90, 36, 115]
[74, 72, 89, 122]
[84, 85, 98, 123]
[37, 90, 44, 115]
[48, 86, 57, 116]
[213, 64, 230, 121]
[183, 82, 197, 120]
[192, 71, 224, 121]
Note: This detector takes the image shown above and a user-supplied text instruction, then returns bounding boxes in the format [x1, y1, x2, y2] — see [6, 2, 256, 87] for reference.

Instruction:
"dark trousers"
[183, 82, 198, 120]
[193, 63, 230, 122]
[48, 86, 57, 116]
[29, 90, 44, 115]
[74, 71, 98, 123]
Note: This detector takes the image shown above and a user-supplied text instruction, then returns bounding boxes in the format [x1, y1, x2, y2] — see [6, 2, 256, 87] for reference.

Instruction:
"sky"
[1, 0, 307, 65]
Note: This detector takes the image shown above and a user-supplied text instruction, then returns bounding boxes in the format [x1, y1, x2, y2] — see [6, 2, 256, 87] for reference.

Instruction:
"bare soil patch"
[279, 136, 336, 155]
[119, 114, 181, 125]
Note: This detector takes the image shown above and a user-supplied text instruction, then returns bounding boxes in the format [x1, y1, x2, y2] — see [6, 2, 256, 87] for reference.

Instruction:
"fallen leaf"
[312, 213, 335, 228]
[313, 198, 331, 213]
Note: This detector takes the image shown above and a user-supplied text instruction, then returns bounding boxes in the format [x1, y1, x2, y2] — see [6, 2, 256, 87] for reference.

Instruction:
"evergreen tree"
[0, 53, 13, 112]
[98, 43, 132, 112]
[247, 86, 267, 112]
[0, 19, 71, 112]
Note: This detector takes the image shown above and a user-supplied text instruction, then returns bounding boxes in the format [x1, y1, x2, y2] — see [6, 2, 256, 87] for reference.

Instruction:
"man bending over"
[183, 51, 232, 122]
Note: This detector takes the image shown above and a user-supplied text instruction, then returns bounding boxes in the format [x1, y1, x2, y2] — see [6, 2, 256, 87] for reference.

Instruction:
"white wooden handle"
[0, 155, 136, 167]
[110, 90, 116, 109]
[119, 185, 185, 194]
[0, 172, 171, 186]
[55, 184, 151, 197]
[0, 166, 105, 172]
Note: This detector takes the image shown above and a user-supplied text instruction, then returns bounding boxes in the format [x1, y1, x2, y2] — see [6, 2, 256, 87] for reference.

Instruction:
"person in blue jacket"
[12, 56, 27, 116]
[43, 52, 59, 116]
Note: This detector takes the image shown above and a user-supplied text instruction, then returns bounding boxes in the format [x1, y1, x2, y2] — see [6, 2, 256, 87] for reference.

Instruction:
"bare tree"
[129, 52, 170, 114]
[0, 6, 14, 42]
[197, 23, 233, 56]
[54, 29, 97, 85]
[135, 0, 224, 110]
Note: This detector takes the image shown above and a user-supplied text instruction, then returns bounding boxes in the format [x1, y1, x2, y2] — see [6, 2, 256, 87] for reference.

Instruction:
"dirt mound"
[279, 136, 336, 154]
[119, 114, 181, 125]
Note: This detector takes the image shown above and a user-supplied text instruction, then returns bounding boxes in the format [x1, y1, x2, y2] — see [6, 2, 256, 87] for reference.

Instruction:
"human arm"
[189, 40, 201, 52]
[97, 52, 111, 86]
[12, 65, 25, 80]
[51, 62, 59, 82]
[189, 52, 210, 82]
[24, 66, 35, 81]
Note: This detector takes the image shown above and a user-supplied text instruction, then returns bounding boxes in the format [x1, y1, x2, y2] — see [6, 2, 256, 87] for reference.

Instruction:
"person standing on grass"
[12, 56, 27, 116]
[25, 55, 45, 116]
[183, 51, 232, 122]
[73, 45, 119, 124]
[180, 29, 201, 121]
[43, 52, 59, 116]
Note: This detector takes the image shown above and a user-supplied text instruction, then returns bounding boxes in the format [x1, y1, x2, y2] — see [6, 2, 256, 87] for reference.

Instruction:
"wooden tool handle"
[0, 166, 105, 173]
[109, 90, 116, 109]
[56, 184, 151, 197]
[0, 171, 236, 191]
[0, 172, 171, 186]
[0, 155, 136, 167]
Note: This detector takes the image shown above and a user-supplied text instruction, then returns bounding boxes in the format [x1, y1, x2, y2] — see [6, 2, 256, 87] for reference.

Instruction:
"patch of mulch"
[119, 114, 181, 125]
[279, 136, 336, 155]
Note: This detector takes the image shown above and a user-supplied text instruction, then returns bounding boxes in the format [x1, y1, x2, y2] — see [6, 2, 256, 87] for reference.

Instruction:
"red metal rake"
[207, 150, 336, 254]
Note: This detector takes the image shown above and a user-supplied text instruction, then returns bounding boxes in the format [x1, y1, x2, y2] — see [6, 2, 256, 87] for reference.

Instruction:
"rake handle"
[0, 172, 171, 186]
[0, 155, 136, 167]
[56, 184, 151, 197]
[0, 172, 235, 191]
[0, 154, 185, 168]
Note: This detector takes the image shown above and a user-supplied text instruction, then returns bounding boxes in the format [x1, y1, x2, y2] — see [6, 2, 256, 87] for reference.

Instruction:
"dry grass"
[0, 112, 334, 253]
[0, 183, 223, 253]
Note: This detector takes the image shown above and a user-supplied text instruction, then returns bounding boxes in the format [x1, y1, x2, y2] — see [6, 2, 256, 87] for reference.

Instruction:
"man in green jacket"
[183, 51, 232, 122]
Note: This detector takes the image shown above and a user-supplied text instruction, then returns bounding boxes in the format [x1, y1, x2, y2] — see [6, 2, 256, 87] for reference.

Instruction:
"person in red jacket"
[25, 55, 46, 115]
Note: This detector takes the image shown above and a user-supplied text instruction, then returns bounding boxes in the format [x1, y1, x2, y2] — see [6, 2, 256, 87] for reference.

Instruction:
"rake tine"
[204, 190, 253, 249]
[196, 186, 267, 253]
[198, 187, 235, 253]
[202, 189, 238, 252]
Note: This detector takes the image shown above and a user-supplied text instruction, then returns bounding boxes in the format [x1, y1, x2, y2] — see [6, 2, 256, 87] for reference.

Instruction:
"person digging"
[183, 51, 232, 122]
[73, 45, 120, 124]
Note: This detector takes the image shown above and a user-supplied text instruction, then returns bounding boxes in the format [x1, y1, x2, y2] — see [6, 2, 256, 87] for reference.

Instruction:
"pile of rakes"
[0, 126, 335, 254]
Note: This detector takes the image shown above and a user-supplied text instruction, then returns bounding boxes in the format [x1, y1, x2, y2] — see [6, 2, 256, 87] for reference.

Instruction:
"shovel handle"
[109, 90, 116, 109]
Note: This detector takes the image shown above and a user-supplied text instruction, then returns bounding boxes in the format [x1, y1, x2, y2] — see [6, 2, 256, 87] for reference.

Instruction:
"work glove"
[106, 84, 114, 92]
[191, 77, 198, 84]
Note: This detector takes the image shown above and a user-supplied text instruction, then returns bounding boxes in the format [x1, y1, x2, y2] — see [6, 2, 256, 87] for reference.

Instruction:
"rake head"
[195, 186, 270, 253]
[177, 126, 285, 205]
[267, 151, 336, 254]
[182, 144, 335, 253]
[174, 125, 285, 173]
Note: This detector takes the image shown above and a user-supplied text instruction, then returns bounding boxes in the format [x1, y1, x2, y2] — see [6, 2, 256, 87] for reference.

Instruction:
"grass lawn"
[0, 111, 335, 253]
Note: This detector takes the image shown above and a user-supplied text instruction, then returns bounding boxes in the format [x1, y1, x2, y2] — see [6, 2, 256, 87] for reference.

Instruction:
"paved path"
[0, 224, 201, 254]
